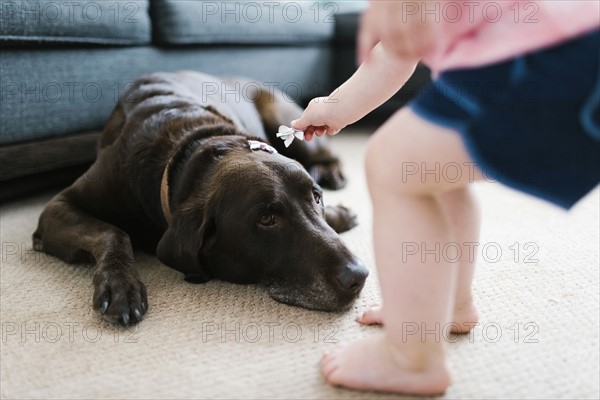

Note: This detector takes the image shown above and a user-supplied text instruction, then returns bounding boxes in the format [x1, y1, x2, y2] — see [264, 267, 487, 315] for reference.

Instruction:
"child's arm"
[329, 43, 419, 126]
[292, 43, 419, 140]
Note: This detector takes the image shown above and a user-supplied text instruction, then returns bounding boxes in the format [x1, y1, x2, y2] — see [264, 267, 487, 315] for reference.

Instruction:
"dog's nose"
[335, 260, 369, 294]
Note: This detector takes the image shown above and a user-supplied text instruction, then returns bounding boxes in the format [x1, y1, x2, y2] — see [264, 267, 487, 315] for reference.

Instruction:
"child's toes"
[321, 352, 340, 377]
[357, 305, 383, 325]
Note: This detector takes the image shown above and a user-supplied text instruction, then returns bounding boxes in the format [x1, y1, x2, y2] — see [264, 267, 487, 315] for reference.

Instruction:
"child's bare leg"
[438, 187, 481, 332]
[359, 187, 481, 333]
[322, 108, 479, 394]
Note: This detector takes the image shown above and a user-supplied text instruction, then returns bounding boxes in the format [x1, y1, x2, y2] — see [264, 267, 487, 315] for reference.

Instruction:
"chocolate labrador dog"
[33, 71, 368, 325]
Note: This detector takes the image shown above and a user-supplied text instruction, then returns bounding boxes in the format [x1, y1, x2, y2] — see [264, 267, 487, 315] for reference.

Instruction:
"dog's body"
[33, 71, 367, 325]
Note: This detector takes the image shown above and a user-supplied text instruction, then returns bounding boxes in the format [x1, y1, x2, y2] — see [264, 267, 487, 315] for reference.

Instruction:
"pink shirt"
[421, 0, 600, 75]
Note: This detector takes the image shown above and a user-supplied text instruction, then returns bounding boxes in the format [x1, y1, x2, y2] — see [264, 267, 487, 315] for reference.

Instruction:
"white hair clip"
[248, 140, 278, 154]
[276, 125, 304, 148]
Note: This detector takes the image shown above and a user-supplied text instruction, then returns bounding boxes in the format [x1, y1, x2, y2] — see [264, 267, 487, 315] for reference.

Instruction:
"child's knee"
[366, 109, 478, 196]
[365, 118, 426, 196]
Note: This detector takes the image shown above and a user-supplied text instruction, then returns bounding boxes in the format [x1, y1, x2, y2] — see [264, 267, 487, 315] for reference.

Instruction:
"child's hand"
[358, 1, 435, 64]
[291, 97, 347, 141]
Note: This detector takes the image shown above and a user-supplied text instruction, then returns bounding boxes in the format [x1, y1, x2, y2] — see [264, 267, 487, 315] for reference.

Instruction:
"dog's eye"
[313, 191, 322, 205]
[213, 146, 228, 157]
[258, 213, 276, 227]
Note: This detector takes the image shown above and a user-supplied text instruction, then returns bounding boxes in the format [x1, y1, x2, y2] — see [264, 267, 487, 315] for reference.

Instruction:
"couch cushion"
[0, 0, 151, 45]
[151, 0, 343, 45]
[0, 45, 332, 146]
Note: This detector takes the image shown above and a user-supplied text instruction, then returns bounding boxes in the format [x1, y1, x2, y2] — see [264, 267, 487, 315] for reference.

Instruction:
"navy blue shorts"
[411, 30, 600, 209]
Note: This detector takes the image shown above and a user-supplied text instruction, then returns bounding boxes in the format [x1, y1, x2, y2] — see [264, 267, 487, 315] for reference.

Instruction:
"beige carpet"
[1, 129, 599, 399]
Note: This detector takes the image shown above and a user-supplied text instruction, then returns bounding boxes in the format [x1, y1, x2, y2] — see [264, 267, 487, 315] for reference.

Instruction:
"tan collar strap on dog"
[160, 155, 174, 225]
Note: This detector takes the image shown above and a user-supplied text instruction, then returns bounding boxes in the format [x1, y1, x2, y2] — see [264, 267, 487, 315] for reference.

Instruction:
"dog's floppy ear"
[156, 207, 214, 283]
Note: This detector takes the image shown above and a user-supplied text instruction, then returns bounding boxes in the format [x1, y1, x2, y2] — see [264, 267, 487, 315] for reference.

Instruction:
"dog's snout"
[335, 260, 368, 294]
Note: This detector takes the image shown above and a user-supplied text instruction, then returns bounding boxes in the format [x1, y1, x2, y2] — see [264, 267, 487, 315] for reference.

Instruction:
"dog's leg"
[324, 205, 358, 233]
[248, 83, 347, 190]
[33, 194, 147, 325]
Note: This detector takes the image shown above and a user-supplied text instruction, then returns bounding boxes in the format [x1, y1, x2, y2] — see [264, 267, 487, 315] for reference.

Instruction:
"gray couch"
[0, 0, 428, 201]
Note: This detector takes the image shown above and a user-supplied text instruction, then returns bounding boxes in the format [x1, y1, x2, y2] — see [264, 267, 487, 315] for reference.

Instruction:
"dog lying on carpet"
[33, 71, 368, 325]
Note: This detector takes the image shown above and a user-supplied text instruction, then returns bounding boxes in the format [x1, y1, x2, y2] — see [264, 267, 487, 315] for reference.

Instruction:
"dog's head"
[156, 135, 367, 311]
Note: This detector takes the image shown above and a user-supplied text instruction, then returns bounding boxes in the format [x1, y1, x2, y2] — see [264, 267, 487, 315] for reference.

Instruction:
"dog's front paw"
[325, 204, 358, 233]
[309, 162, 346, 190]
[93, 269, 148, 325]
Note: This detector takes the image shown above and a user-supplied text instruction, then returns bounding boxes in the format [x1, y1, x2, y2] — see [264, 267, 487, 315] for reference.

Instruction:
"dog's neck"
[158, 130, 213, 226]
[159, 135, 277, 226]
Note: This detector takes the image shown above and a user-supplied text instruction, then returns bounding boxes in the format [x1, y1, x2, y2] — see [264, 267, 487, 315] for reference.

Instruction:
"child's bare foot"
[321, 334, 451, 394]
[451, 299, 479, 333]
[357, 302, 479, 334]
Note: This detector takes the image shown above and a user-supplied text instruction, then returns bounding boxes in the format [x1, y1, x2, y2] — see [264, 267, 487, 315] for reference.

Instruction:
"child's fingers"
[304, 126, 315, 141]
[314, 127, 327, 137]
[290, 118, 306, 131]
